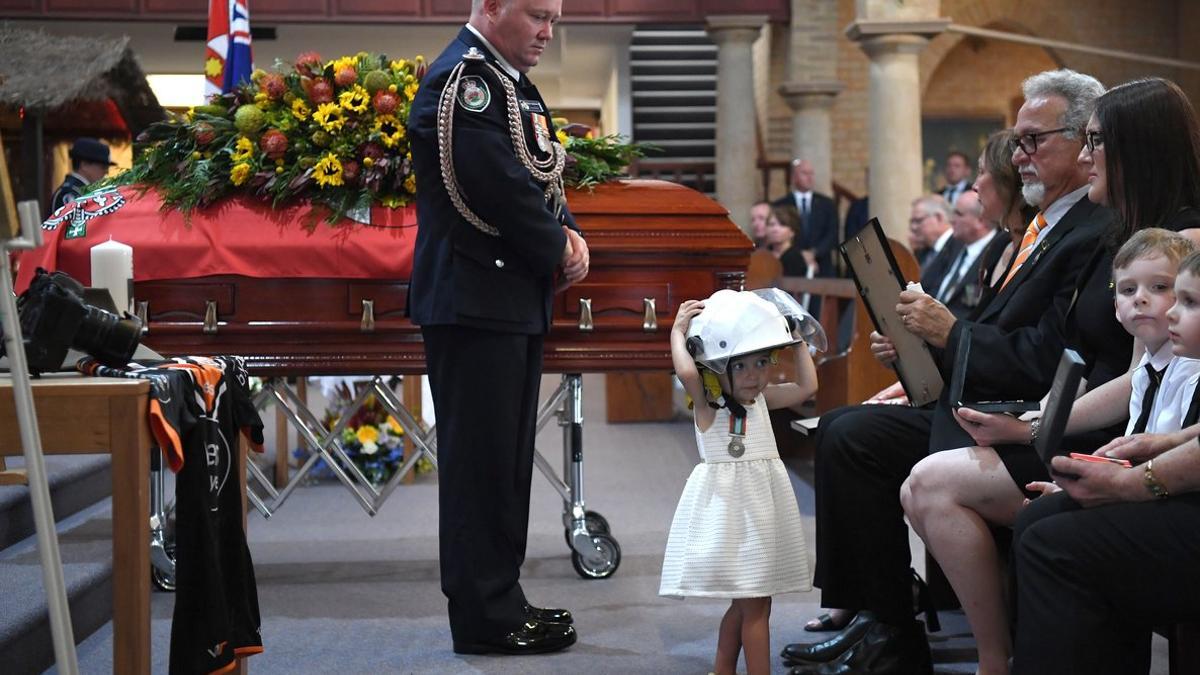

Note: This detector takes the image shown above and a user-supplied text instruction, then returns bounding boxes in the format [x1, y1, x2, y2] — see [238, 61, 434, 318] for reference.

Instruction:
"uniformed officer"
[407, 0, 588, 657]
[50, 138, 115, 214]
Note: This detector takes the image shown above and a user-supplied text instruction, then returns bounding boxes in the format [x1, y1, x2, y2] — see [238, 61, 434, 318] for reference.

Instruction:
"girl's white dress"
[660, 393, 811, 598]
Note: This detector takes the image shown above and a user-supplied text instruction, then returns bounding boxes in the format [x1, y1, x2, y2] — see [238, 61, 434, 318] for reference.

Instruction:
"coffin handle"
[360, 299, 376, 333]
[203, 300, 219, 334]
[642, 297, 657, 332]
[578, 298, 594, 332]
[136, 300, 149, 335]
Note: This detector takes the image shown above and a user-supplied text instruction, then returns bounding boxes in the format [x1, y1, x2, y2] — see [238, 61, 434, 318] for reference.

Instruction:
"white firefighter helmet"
[684, 288, 827, 374]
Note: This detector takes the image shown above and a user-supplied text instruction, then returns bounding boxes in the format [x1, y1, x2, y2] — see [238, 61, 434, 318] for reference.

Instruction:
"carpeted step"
[0, 454, 112, 552]
[0, 500, 117, 675]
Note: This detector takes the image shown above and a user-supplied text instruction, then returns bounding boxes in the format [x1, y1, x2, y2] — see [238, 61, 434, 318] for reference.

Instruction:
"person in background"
[772, 159, 838, 277]
[940, 151, 972, 205]
[765, 206, 810, 278]
[973, 130, 1037, 291]
[908, 194, 961, 293]
[936, 190, 998, 317]
[50, 138, 115, 214]
[750, 200, 772, 249]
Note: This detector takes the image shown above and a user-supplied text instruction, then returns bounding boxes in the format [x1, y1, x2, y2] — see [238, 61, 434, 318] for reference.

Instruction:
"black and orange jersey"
[79, 355, 265, 674]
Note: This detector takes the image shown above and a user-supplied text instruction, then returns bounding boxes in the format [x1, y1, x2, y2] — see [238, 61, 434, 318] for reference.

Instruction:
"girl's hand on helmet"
[673, 300, 705, 335]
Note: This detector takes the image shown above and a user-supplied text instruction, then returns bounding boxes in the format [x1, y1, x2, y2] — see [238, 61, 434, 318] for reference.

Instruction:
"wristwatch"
[1143, 459, 1170, 500]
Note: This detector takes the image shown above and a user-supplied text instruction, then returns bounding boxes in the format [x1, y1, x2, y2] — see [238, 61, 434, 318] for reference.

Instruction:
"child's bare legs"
[715, 597, 773, 675]
[715, 602, 742, 674]
[901, 447, 1026, 675]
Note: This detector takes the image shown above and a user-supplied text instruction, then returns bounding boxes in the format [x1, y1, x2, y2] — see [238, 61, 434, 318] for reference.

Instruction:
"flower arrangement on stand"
[294, 380, 433, 487]
[104, 50, 653, 222]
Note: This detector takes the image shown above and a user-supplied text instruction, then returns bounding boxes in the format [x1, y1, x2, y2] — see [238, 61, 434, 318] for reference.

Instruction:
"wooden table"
[0, 374, 152, 675]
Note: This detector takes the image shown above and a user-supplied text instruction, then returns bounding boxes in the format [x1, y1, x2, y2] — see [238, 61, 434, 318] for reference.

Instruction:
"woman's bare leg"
[901, 447, 1026, 675]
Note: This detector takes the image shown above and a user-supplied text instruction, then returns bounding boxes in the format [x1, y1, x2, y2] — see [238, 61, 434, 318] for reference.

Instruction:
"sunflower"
[230, 163, 252, 186]
[291, 98, 311, 121]
[312, 102, 345, 133]
[338, 84, 370, 114]
[313, 152, 344, 187]
[373, 114, 405, 148]
[230, 136, 256, 162]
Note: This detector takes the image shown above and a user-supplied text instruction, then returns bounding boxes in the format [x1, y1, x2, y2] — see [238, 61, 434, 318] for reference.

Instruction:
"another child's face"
[1114, 255, 1176, 348]
[719, 352, 772, 403]
[1168, 270, 1200, 357]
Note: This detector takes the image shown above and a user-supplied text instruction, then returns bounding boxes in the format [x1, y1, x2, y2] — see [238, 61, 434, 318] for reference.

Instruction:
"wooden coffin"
[131, 179, 751, 375]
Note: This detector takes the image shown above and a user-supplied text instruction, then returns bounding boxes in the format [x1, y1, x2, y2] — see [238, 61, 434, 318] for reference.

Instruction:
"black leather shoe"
[452, 620, 577, 655]
[788, 619, 931, 675]
[782, 612, 876, 665]
[525, 603, 573, 624]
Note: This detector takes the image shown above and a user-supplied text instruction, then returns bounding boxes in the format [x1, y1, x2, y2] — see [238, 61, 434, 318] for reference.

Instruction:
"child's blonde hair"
[1113, 227, 1197, 271]
[1179, 250, 1200, 279]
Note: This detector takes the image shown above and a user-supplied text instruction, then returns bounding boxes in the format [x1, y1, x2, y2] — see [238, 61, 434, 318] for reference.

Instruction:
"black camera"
[2, 268, 142, 375]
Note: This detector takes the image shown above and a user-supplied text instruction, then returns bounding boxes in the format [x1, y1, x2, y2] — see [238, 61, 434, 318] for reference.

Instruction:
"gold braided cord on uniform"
[437, 60, 500, 236]
[435, 58, 568, 237]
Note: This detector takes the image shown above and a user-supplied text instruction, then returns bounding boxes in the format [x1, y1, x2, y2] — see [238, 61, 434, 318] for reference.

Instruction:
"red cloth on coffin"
[15, 186, 416, 293]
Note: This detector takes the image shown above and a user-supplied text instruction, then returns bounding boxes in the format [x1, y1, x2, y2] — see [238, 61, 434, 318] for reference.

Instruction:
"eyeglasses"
[1010, 127, 1072, 155]
[1084, 130, 1104, 153]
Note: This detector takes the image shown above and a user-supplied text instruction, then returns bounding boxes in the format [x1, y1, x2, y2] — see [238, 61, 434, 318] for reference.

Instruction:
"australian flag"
[205, 0, 253, 98]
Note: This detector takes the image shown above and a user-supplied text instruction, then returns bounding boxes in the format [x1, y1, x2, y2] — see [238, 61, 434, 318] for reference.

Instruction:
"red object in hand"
[1068, 452, 1133, 468]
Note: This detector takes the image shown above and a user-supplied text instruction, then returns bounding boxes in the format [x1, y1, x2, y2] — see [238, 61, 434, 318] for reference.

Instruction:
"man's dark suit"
[772, 191, 838, 276]
[812, 195, 1110, 624]
[918, 235, 963, 299]
[408, 27, 578, 646]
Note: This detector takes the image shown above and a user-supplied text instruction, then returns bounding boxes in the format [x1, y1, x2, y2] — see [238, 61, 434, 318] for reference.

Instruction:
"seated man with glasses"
[783, 68, 1113, 675]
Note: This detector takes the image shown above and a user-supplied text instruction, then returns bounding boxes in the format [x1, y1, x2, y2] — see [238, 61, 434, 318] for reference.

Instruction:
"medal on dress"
[531, 112, 552, 154]
[727, 413, 746, 458]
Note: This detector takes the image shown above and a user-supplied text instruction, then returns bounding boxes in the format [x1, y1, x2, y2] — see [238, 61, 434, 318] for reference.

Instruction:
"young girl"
[661, 288, 823, 675]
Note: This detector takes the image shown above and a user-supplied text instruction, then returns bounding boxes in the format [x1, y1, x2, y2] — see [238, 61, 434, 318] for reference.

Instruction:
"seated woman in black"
[765, 206, 810, 277]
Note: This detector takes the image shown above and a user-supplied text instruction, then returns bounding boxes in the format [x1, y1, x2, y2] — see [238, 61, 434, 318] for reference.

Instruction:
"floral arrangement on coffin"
[295, 381, 433, 486]
[109, 50, 653, 222]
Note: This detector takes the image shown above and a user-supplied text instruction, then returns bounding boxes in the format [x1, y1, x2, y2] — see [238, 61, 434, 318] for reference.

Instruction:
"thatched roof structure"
[0, 25, 164, 136]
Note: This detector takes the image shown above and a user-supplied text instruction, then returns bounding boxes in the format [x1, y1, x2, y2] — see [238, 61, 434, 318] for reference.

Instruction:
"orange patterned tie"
[1001, 211, 1047, 290]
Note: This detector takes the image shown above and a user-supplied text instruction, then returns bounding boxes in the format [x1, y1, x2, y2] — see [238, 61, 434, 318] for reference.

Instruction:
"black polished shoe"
[789, 619, 931, 675]
[781, 611, 876, 665]
[452, 620, 577, 655]
[525, 603, 573, 624]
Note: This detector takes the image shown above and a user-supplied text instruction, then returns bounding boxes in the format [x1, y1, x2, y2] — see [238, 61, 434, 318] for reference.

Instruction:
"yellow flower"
[230, 163, 252, 186]
[291, 98, 311, 120]
[404, 174, 416, 193]
[250, 68, 266, 83]
[356, 425, 380, 445]
[185, 106, 195, 121]
[391, 59, 407, 72]
[313, 152, 344, 187]
[332, 56, 357, 74]
[313, 102, 345, 132]
[404, 82, 419, 100]
[338, 84, 370, 114]
[415, 55, 425, 63]
[556, 129, 568, 145]
[231, 136, 255, 162]
[386, 416, 404, 434]
[363, 156, 375, 167]
[373, 114, 405, 147]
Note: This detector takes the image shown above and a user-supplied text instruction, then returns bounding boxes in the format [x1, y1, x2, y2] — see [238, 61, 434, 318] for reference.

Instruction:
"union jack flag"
[205, 0, 253, 98]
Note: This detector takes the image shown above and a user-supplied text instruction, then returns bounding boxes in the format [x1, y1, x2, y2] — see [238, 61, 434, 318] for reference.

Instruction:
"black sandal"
[803, 610, 856, 632]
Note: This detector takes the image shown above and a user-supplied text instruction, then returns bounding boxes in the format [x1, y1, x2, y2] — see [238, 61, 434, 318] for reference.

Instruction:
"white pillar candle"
[90, 237, 133, 313]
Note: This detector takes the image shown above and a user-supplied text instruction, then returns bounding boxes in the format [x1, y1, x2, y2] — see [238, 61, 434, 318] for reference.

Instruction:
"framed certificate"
[840, 218, 944, 407]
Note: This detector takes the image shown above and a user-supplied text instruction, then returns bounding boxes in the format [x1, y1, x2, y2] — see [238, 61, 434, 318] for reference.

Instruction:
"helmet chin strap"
[719, 369, 748, 421]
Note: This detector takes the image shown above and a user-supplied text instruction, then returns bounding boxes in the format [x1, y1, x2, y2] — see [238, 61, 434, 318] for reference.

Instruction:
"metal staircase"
[629, 25, 717, 195]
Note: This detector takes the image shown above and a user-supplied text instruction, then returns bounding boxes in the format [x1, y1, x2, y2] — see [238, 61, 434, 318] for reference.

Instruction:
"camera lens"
[73, 305, 141, 366]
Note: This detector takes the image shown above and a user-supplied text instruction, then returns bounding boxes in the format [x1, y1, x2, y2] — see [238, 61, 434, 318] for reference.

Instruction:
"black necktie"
[800, 194, 809, 219]
[1132, 363, 1166, 434]
[937, 248, 969, 302]
[1182, 381, 1200, 427]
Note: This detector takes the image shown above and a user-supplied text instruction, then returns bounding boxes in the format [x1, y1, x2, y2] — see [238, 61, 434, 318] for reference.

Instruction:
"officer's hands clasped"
[560, 226, 589, 287]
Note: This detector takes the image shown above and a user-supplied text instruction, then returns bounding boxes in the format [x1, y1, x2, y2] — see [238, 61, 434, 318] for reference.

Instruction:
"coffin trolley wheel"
[562, 509, 611, 547]
[570, 532, 621, 580]
[151, 542, 176, 592]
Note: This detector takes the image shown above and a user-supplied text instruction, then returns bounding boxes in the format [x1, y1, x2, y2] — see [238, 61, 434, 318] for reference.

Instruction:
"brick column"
[846, 20, 948, 243]
[707, 14, 766, 235]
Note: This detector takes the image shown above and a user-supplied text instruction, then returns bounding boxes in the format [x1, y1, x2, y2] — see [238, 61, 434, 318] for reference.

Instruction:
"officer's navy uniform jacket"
[50, 172, 89, 214]
[407, 26, 582, 646]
